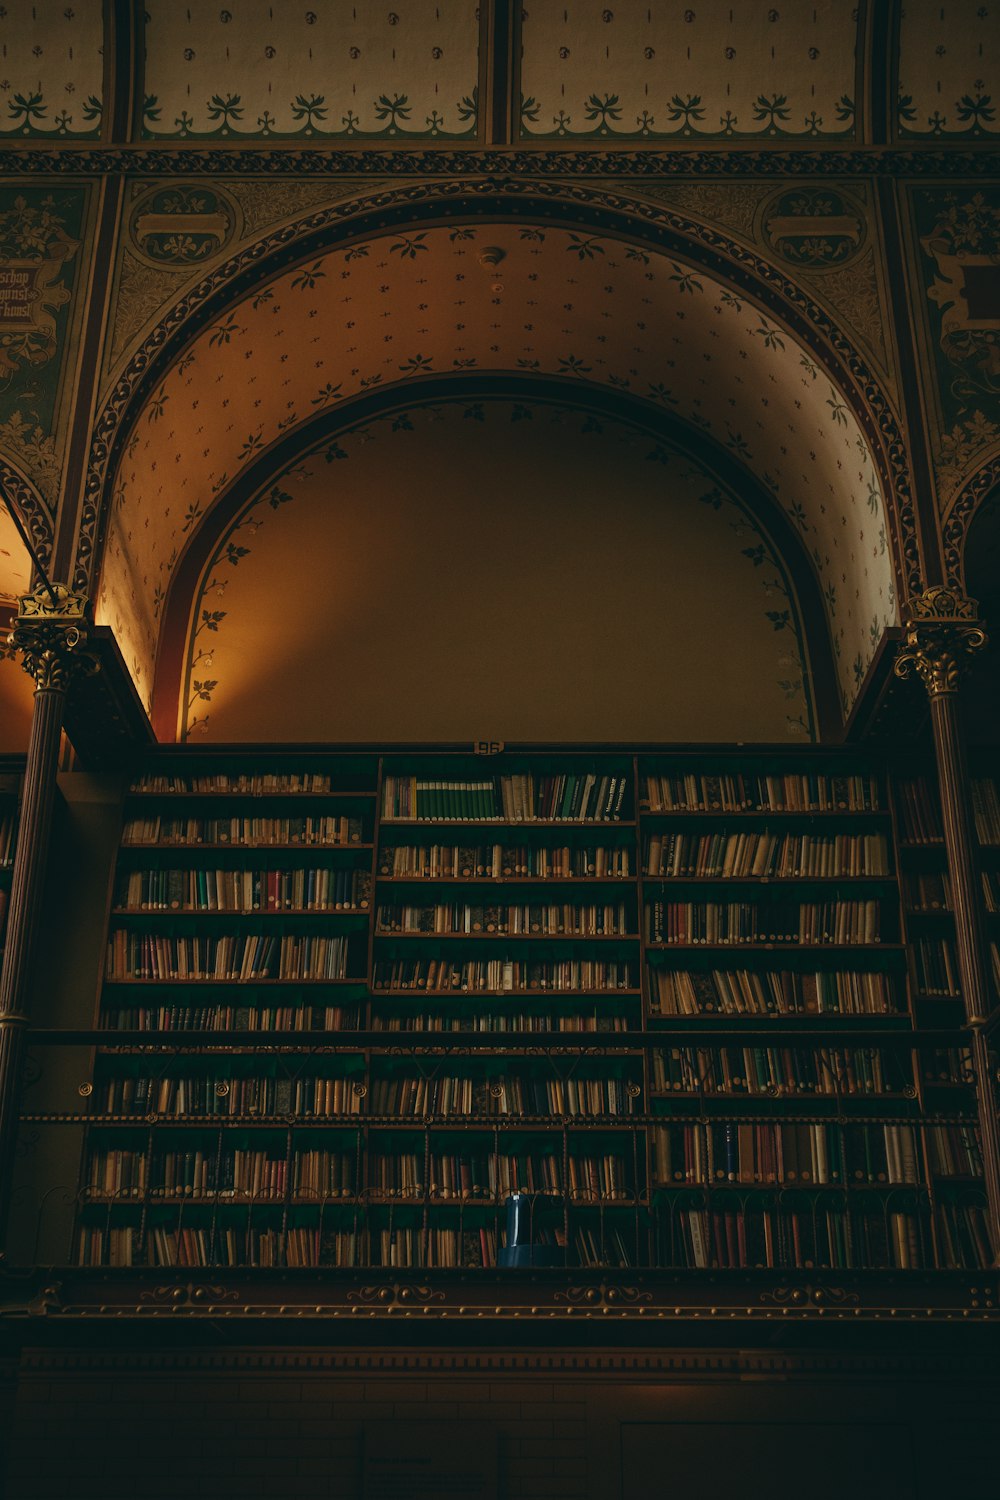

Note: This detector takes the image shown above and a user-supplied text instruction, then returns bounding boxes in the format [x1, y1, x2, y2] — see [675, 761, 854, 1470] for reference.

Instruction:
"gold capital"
[893, 587, 987, 697]
[7, 582, 99, 692]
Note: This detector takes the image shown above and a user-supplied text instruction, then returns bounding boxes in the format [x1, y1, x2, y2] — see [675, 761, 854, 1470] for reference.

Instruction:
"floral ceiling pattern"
[519, 1, 859, 139]
[142, 0, 480, 139]
[898, 0, 998, 136]
[96, 220, 896, 724]
[0, 0, 104, 137]
[179, 401, 814, 744]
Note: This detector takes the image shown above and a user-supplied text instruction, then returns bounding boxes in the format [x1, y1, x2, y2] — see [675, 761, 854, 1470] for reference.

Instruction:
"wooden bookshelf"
[14, 748, 993, 1280]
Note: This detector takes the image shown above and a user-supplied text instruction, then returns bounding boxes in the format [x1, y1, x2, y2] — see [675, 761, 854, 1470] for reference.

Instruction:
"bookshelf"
[15, 747, 996, 1285]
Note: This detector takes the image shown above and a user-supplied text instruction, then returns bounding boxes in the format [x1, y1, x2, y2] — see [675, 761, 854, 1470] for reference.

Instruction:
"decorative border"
[2, 1269, 997, 1328]
[76, 179, 919, 610]
[0, 148, 997, 177]
[14, 1344, 1000, 1378]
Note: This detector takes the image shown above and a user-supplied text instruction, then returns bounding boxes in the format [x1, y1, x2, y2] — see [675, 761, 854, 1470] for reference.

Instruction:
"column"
[0, 583, 96, 1249]
[894, 585, 1000, 1264]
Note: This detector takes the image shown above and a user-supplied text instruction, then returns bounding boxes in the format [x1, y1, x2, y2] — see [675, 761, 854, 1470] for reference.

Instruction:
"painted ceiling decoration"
[519, 1, 860, 140]
[0, 0, 104, 138]
[911, 185, 1000, 512]
[898, 0, 998, 136]
[92, 214, 897, 728]
[141, 0, 481, 140]
[173, 399, 816, 744]
[0, 181, 87, 510]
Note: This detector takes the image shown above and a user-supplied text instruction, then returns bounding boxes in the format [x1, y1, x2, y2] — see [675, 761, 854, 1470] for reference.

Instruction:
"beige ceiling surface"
[177, 400, 816, 744]
[519, 1, 859, 140]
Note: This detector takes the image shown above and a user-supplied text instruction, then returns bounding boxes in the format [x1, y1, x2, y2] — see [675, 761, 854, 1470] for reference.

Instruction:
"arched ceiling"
[171, 399, 818, 744]
[95, 219, 897, 725]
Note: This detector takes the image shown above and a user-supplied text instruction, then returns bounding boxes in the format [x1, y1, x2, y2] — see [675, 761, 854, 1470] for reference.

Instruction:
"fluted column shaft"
[895, 586, 1000, 1265]
[927, 691, 1000, 1261]
[0, 683, 67, 1246]
[0, 583, 95, 1253]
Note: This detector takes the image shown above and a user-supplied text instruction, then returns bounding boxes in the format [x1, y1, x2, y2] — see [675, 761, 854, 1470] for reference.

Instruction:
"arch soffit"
[88, 186, 911, 718]
[85, 183, 917, 582]
[152, 379, 842, 742]
[0, 450, 53, 571]
[941, 443, 1000, 592]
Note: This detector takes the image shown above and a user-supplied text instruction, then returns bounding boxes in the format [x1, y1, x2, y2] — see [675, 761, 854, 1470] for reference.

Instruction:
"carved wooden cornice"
[0, 147, 997, 178]
[2, 1268, 997, 1327]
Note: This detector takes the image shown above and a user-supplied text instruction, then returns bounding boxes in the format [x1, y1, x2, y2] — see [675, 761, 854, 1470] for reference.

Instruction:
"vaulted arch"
[89, 190, 909, 732]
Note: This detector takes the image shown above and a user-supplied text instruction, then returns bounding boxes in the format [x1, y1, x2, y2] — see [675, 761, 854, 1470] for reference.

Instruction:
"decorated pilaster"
[894, 585, 1000, 1263]
[0, 583, 97, 1249]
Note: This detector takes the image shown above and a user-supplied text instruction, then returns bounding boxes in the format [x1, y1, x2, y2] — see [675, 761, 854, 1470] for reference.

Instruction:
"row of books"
[381, 775, 628, 823]
[371, 959, 635, 992]
[651, 1122, 927, 1186]
[666, 1205, 925, 1270]
[86, 1148, 359, 1200]
[98, 1004, 629, 1033]
[116, 867, 372, 913]
[368, 1011, 629, 1032]
[905, 871, 952, 911]
[83, 1125, 984, 1202]
[76, 1208, 993, 1270]
[375, 902, 633, 936]
[972, 779, 1000, 845]
[649, 1046, 916, 1098]
[377, 843, 632, 880]
[641, 772, 881, 813]
[131, 772, 342, 794]
[643, 831, 890, 879]
[911, 937, 960, 997]
[77, 1227, 361, 1269]
[106, 932, 350, 981]
[644, 899, 881, 946]
[983, 872, 1000, 912]
[96, 1076, 363, 1117]
[646, 968, 897, 1018]
[367, 1077, 636, 1117]
[367, 1151, 632, 1201]
[100, 1004, 362, 1031]
[895, 781, 943, 844]
[122, 816, 364, 847]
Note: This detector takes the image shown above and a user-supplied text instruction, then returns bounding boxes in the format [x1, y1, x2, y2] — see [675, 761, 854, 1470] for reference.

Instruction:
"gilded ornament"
[893, 587, 987, 698]
[8, 581, 98, 692]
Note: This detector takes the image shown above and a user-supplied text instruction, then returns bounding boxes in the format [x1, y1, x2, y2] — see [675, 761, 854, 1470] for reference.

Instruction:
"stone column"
[0, 583, 96, 1251]
[894, 585, 1000, 1264]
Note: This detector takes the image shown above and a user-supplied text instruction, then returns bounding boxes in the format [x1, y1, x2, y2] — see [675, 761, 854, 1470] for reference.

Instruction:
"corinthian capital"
[7, 582, 98, 692]
[893, 587, 988, 697]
